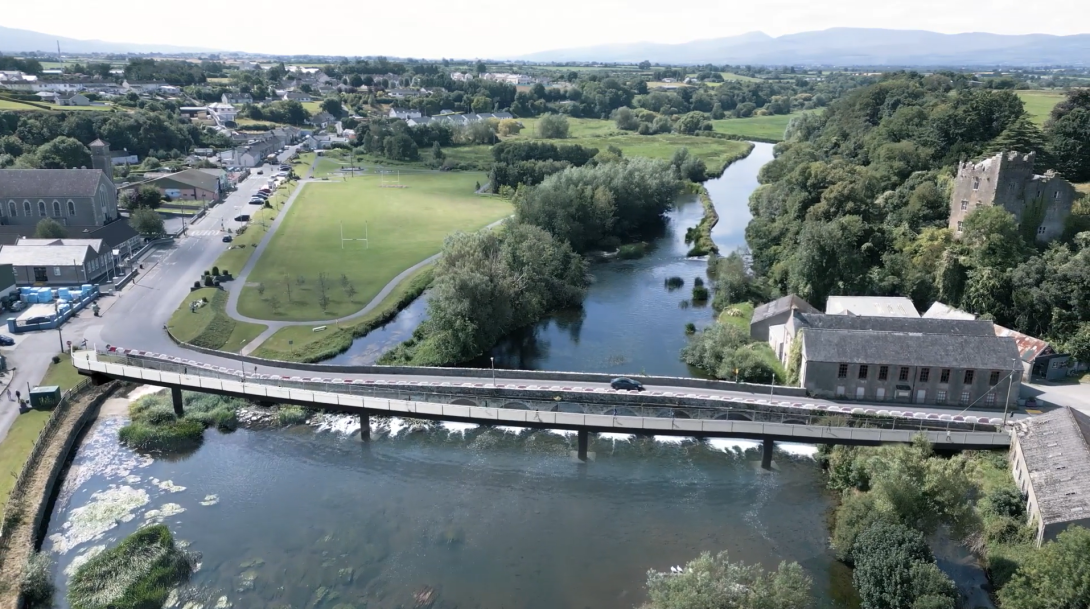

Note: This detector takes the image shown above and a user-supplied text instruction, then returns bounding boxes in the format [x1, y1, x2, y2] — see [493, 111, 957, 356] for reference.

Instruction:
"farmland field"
[1017, 90, 1066, 125]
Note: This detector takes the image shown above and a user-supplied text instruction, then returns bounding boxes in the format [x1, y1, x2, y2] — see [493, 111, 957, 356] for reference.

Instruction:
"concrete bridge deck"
[73, 350, 1011, 463]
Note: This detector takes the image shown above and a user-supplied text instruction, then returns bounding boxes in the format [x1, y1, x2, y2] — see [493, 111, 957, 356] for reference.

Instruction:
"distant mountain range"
[0, 25, 219, 54]
[518, 28, 1090, 66]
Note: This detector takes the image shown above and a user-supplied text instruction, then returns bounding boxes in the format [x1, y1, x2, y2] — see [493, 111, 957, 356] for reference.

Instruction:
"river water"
[46, 411, 852, 609]
[328, 143, 777, 371]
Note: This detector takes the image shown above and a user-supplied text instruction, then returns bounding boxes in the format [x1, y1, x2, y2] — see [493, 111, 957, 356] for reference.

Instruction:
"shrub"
[119, 419, 204, 452]
[692, 285, 710, 302]
[192, 281, 200, 289]
[211, 266, 220, 276]
[139, 403, 178, 425]
[852, 522, 956, 609]
[21, 552, 54, 609]
[984, 487, 1026, 519]
[277, 405, 308, 425]
[665, 276, 684, 290]
[617, 242, 648, 259]
[693, 277, 704, 288]
[684, 322, 697, 335]
[69, 524, 195, 609]
[202, 275, 214, 287]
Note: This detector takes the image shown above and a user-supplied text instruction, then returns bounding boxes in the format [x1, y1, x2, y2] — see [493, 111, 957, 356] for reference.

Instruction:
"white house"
[389, 108, 422, 120]
[206, 102, 238, 123]
[159, 85, 181, 95]
[55, 93, 90, 106]
[110, 149, 139, 165]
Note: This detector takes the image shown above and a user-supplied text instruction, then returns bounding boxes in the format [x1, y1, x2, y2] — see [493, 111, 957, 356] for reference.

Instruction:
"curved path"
[225, 172, 509, 355]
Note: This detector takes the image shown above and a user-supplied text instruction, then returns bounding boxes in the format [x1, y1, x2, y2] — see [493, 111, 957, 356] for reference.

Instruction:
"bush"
[617, 242, 648, 259]
[999, 526, 1090, 609]
[202, 275, 214, 287]
[119, 419, 204, 452]
[536, 113, 570, 139]
[852, 522, 956, 609]
[684, 322, 697, 335]
[278, 405, 308, 425]
[21, 552, 54, 609]
[831, 492, 889, 563]
[69, 524, 195, 609]
[211, 266, 220, 276]
[665, 276, 684, 290]
[692, 285, 710, 302]
[192, 281, 200, 289]
[984, 487, 1026, 519]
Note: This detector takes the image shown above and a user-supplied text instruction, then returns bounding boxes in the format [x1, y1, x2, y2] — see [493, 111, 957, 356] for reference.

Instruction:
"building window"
[960, 390, 971, 405]
[52, 200, 61, 216]
[960, 200, 968, 211]
[53, 266, 61, 276]
[858, 365, 869, 380]
[23, 200, 31, 215]
[33, 267, 47, 282]
[836, 386, 846, 397]
[68, 200, 76, 216]
[964, 370, 975, 384]
[919, 368, 930, 382]
[838, 363, 848, 379]
[973, 176, 980, 190]
[1037, 226, 1047, 236]
[878, 365, 888, 381]
[936, 390, 947, 404]
[957, 221, 964, 232]
[37, 201, 46, 216]
[7, 201, 14, 217]
[985, 392, 996, 406]
[940, 369, 950, 383]
[989, 370, 1001, 385]
[899, 367, 909, 381]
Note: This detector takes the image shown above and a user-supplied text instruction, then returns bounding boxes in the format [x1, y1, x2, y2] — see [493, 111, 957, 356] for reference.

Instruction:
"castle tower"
[89, 139, 112, 182]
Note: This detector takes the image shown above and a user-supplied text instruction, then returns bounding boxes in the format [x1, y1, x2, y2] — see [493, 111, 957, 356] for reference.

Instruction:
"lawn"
[302, 101, 324, 114]
[1017, 90, 1066, 125]
[447, 117, 754, 175]
[237, 172, 510, 321]
[168, 288, 267, 353]
[0, 98, 117, 112]
[718, 302, 755, 332]
[711, 113, 806, 141]
[0, 352, 83, 508]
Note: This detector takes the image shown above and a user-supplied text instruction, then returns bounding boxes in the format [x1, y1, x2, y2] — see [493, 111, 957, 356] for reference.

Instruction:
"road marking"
[186, 230, 223, 237]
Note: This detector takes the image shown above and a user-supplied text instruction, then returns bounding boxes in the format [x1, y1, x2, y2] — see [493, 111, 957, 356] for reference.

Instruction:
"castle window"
[960, 200, 968, 211]
[1037, 226, 1047, 236]
[957, 221, 964, 232]
[52, 201, 61, 217]
[973, 177, 981, 190]
[37, 201, 46, 216]
[67, 200, 76, 216]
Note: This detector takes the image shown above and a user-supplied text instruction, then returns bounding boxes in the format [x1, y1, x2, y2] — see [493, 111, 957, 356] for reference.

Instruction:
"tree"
[999, 526, 1090, 609]
[34, 136, 91, 169]
[960, 206, 1030, 271]
[321, 97, 344, 118]
[644, 551, 812, 609]
[536, 113, 570, 139]
[34, 218, 67, 239]
[852, 522, 956, 609]
[614, 107, 639, 131]
[1048, 107, 1090, 182]
[497, 118, 522, 136]
[431, 141, 444, 161]
[475, 60, 487, 74]
[349, 74, 364, 88]
[988, 116, 1051, 165]
[638, 60, 652, 70]
[129, 207, 164, 237]
[121, 185, 163, 210]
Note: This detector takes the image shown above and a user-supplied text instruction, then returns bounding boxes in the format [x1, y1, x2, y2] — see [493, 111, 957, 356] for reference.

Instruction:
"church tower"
[89, 139, 113, 183]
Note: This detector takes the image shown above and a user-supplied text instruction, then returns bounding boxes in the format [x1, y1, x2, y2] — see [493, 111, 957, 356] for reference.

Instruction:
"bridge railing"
[79, 350, 1005, 435]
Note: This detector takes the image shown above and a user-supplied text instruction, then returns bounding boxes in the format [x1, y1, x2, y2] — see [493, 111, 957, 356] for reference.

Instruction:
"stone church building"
[0, 139, 121, 228]
[948, 151, 1075, 242]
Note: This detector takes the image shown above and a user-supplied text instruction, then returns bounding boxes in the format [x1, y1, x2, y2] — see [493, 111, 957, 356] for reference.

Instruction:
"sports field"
[1017, 90, 1066, 125]
[237, 172, 510, 321]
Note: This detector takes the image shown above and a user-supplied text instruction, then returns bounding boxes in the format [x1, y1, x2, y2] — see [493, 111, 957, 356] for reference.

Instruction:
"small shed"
[29, 385, 61, 409]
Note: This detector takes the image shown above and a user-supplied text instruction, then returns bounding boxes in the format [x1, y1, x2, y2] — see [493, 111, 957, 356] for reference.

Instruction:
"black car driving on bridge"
[610, 377, 644, 391]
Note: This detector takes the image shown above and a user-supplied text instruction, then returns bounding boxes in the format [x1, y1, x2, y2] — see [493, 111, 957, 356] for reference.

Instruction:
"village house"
[1010, 407, 1090, 546]
[120, 169, 224, 203]
[282, 90, 313, 102]
[110, 149, 140, 166]
[406, 112, 513, 127]
[55, 93, 90, 106]
[949, 151, 1075, 242]
[122, 80, 168, 93]
[389, 108, 422, 120]
[222, 92, 253, 105]
[749, 294, 818, 341]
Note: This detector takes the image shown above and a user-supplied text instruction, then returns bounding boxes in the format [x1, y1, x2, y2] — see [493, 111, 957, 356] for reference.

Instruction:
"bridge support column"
[761, 437, 773, 470]
[359, 411, 370, 441]
[171, 386, 184, 416]
[577, 430, 589, 462]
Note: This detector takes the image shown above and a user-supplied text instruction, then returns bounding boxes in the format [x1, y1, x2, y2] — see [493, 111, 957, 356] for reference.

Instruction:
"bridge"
[73, 349, 1011, 465]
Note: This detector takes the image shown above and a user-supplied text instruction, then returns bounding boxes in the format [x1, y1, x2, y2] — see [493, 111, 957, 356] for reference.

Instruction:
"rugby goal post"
[340, 221, 369, 250]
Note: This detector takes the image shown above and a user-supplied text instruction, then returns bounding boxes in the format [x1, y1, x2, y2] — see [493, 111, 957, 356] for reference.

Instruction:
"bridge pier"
[359, 411, 370, 441]
[171, 387, 184, 416]
[761, 437, 773, 470]
[577, 430, 589, 462]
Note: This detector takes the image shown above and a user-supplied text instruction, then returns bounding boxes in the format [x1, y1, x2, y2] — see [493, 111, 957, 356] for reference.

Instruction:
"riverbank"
[685, 186, 720, 257]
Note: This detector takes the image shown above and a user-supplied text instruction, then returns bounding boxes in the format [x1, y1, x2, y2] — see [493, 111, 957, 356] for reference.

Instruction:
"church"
[0, 139, 121, 228]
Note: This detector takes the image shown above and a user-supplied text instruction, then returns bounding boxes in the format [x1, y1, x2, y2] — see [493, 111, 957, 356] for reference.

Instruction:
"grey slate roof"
[0, 244, 95, 266]
[0, 169, 105, 199]
[794, 313, 997, 336]
[801, 328, 1021, 369]
[1016, 407, 1090, 526]
[826, 295, 920, 317]
[752, 294, 818, 324]
[67, 221, 140, 250]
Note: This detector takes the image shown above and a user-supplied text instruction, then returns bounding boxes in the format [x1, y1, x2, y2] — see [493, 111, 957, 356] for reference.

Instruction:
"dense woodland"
[740, 74, 1090, 360]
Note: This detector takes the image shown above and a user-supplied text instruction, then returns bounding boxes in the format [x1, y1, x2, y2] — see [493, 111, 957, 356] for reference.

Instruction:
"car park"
[610, 377, 645, 391]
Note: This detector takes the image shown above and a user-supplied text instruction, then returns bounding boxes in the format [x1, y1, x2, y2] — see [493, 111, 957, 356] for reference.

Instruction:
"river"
[328, 142, 777, 371]
[45, 408, 853, 609]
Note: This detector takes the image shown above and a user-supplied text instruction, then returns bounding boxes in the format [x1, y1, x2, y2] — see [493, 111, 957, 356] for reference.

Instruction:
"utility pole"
[1002, 357, 1018, 426]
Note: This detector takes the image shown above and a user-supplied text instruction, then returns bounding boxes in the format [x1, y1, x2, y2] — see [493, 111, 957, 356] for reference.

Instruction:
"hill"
[518, 28, 1090, 66]
[0, 25, 220, 54]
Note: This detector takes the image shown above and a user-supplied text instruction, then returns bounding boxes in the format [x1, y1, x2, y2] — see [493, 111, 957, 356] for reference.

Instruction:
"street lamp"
[490, 356, 496, 387]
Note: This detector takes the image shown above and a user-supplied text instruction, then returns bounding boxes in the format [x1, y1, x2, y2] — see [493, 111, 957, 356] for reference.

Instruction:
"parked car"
[256, 169, 264, 175]
[248, 198, 265, 205]
[610, 377, 644, 391]
[0, 335, 14, 346]
[222, 235, 233, 243]
[234, 214, 250, 222]
[279, 165, 291, 171]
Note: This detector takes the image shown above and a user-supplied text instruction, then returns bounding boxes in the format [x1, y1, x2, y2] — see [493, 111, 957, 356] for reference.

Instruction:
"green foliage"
[68, 524, 195, 609]
[121, 185, 163, 211]
[686, 188, 719, 257]
[21, 551, 54, 609]
[536, 113, 570, 139]
[643, 551, 812, 609]
[983, 487, 1027, 519]
[118, 419, 204, 452]
[34, 218, 67, 239]
[119, 391, 243, 452]
[32, 135, 91, 169]
[999, 527, 1090, 609]
[852, 522, 956, 609]
[129, 207, 165, 237]
[277, 405, 308, 426]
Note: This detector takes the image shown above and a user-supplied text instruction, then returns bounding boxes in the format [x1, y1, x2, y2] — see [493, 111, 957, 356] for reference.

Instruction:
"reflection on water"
[47, 416, 853, 609]
[327, 293, 431, 365]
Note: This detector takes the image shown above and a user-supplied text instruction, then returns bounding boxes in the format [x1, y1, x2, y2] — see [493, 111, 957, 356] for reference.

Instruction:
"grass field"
[302, 101, 324, 114]
[0, 352, 82, 508]
[169, 288, 267, 352]
[1018, 90, 1066, 125]
[711, 113, 807, 141]
[237, 172, 510, 321]
[446, 117, 754, 175]
[0, 98, 117, 112]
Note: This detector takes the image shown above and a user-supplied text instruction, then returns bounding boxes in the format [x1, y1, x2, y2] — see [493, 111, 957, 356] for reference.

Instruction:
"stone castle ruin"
[949, 151, 1075, 242]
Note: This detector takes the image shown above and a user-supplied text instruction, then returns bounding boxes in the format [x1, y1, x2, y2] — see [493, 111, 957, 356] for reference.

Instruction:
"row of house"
[405, 112, 514, 127]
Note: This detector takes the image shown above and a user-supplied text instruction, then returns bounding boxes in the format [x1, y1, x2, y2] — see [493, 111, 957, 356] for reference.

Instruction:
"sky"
[3, 0, 1089, 59]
